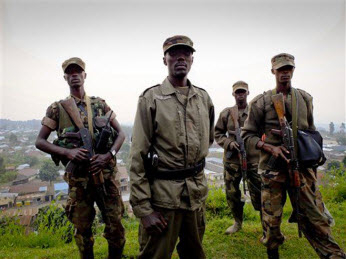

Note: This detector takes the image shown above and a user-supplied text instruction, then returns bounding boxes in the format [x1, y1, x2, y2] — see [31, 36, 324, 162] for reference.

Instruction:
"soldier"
[214, 81, 261, 234]
[242, 53, 345, 259]
[35, 57, 126, 259]
[129, 35, 214, 259]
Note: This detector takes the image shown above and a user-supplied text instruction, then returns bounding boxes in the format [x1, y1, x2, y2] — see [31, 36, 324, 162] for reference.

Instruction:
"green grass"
[0, 201, 345, 259]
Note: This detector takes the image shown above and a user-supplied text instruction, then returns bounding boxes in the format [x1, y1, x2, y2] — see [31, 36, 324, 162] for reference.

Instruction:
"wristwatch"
[109, 149, 117, 157]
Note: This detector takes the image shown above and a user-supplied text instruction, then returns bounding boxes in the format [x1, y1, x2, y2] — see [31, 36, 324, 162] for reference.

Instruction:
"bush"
[34, 202, 74, 243]
[205, 187, 231, 218]
[320, 165, 346, 203]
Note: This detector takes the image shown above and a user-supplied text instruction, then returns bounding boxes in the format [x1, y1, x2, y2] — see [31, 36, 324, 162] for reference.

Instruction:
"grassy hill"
[1, 167, 345, 259]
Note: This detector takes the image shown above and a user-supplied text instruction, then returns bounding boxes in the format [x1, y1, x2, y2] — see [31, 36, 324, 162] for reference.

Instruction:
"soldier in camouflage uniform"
[35, 57, 126, 259]
[215, 81, 261, 235]
[242, 53, 345, 259]
[129, 35, 214, 259]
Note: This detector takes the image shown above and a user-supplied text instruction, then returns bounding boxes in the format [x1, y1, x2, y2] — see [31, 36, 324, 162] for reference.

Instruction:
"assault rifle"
[229, 106, 248, 198]
[268, 93, 302, 237]
[61, 98, 109, 225]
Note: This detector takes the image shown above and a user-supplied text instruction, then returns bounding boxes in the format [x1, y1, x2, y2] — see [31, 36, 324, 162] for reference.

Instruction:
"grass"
[0, 200, 345, 259]
[1, 166, 345, 258]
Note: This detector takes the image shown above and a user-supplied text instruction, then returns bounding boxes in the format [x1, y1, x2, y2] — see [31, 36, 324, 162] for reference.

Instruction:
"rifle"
[269, 93, 302, 237]
[229, 106, 248, 199]
[61, 98, 109, 225]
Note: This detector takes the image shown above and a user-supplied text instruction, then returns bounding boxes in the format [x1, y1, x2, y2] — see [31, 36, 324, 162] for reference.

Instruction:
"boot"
[108, 245, 123, 259]
[80, 247, 94, 259]
[267, 248, 279, 259]
[225, 220, 242, 234]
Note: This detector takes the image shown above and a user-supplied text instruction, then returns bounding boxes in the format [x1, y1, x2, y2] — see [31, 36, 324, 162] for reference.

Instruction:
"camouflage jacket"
[129, 77, 215, 218]
[215, 105, 259, 170]
[41, 94, 117, 170]
[241, 88, 315, 170]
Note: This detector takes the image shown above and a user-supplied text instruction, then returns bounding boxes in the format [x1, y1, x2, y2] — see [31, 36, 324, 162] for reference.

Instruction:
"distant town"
[0, 119, 345, 232]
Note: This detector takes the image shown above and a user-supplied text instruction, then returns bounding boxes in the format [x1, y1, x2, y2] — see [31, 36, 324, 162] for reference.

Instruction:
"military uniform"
[242, 53, 345, 258]
[41, 58, 125, 258]
[215, 101, 261, 222]
[129, 36, 214, 258]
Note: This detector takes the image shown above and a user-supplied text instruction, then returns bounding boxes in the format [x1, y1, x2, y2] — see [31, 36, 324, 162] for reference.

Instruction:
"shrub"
[320, 165, 346, 203]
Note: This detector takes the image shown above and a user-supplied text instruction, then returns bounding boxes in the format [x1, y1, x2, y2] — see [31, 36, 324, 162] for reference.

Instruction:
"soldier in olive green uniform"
[242, 53, 345, 259]
[215, 81, 261, 235]
[36, 58, 126, 259]
[129, 36, 214, 259]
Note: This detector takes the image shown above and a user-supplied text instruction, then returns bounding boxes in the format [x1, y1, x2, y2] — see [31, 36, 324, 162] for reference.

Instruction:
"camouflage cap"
[163, 35, 195, 54]
[271, 53, 295, 69]
[232, 81, 248, 93]
[62, 57, 85, 72]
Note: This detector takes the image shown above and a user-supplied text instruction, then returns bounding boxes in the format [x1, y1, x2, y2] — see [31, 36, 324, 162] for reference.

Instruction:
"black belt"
[152, 159, 205, 180]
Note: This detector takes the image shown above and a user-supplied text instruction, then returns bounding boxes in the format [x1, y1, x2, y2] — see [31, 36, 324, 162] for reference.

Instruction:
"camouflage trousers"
[224, 164, 262, 222]
[64, 171, 126, 255]
[260, 168, 345, 258]
[138, 206, 206, 259]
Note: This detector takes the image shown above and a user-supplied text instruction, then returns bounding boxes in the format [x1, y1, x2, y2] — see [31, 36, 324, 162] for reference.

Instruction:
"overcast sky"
[0, 0, 345, 126]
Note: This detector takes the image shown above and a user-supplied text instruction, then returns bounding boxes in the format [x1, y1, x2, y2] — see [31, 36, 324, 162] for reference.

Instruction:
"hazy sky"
[0, 0, 345, 125]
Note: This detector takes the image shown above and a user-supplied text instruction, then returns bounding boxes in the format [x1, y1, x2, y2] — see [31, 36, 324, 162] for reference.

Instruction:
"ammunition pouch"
[94, 116, 118, 153]
[151, 159, 205, 180]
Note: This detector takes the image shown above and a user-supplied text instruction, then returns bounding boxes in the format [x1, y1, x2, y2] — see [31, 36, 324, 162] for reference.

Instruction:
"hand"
[229, 141, 240, 152]
[89, 153, 112, 173]
[263, 144, 290, 164]
[141, 211, 168, 235]
[65, 148, 89, 162]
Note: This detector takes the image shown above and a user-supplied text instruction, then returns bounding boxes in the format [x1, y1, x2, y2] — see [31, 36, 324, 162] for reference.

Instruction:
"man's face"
[272, 65, 295, 83]
[233, 89, 248, 103]
[64, 64, 86, 88]
[163, 46, 193, 79]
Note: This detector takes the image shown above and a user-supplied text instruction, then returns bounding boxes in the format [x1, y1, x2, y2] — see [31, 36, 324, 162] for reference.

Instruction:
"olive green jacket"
[241, 88, 315, 170]
[129, 78, 215, 218]
[215, 105, 259, 170]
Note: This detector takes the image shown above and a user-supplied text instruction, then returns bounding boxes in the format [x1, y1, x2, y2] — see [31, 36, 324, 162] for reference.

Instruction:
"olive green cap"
[62, 57, 85, 72]
[232, 81, 248, 93]
[271, 53, 295, 69]
[163, 35, 195, 54]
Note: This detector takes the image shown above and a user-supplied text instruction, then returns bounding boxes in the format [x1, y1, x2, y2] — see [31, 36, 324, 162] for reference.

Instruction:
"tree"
[24, 156, 39, 167]
[340, 123, 345, 134]
[0, 156, 4, 173]
[8, 133, 18, 145]
[329, 122, 335, 136]
[39, 160, 60, 183]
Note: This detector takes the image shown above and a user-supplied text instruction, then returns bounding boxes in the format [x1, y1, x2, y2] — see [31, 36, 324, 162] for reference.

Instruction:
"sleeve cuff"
[132, 201, 154, 218]
[223, 139, 232, 150]
[41, 116, 57, 130]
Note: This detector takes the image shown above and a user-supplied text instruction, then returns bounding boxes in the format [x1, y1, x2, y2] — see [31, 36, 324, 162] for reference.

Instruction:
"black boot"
[267, 248, 279, 259]
[108, 245, 123, 259]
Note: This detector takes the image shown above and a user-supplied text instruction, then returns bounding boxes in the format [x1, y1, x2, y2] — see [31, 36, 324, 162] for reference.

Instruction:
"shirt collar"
[70, 94, 86, 105]
[160, 77, 202, 98]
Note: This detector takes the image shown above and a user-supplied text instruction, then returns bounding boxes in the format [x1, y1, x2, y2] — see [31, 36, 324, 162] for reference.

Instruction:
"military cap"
[62, 57, 85, 72]
[271, 53, 295, 69]
[163, 35, 195, 54]
[232, 81, 248, 93]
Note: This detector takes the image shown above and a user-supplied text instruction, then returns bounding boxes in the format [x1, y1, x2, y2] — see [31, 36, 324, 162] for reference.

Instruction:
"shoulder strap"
[85, 95, 94, 139]
[60, 97, 85, 130]
[292, 88, 298, 156]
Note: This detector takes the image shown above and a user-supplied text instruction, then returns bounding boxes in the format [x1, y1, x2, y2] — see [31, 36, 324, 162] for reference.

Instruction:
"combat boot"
[108, 245, 123, 259]
[267, 248, 279, 259]
[225, 220, 242, 235]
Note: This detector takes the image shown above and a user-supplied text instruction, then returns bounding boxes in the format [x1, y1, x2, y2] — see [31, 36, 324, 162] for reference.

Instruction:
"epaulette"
[296, 88, 312, 98]
[141, 84, 160, 96]
[251, 93, 264, 104]
[193, 85, 207, 92]
[221, 107, 232, 114]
